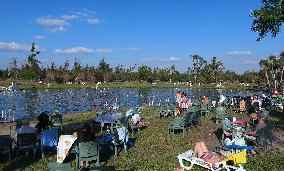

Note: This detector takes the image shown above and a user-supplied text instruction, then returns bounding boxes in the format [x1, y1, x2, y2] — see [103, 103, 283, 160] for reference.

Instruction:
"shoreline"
[0, 81, 247, 90]
[0, 110, 99, 135]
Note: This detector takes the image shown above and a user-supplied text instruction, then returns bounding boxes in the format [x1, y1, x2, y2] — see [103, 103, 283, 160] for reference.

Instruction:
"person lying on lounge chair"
[192, 141, 224, 166]
[192, 141, 225, 167]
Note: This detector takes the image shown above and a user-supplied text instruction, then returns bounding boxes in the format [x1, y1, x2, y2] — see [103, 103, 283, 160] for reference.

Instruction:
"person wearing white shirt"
[131, 113, 141, 125]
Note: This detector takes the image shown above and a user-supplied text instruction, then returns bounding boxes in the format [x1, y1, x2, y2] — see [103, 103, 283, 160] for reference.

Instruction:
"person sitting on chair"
[35, 111, 51, 134]
[15, 118, 36, 141]
[246, 113, 266, 135]
[73, 123, 95, 169]
[131, 112, 141, 125]
[76, 123, 95, 143]
[192, 141, 225, 167]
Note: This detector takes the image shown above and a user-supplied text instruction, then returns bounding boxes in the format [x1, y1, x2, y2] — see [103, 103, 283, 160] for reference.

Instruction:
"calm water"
[0, 88, 259, 120]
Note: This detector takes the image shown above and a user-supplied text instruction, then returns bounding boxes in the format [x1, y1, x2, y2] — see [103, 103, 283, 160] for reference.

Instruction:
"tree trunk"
[265, 70, 270, 85]
[281, 66, 284, 83]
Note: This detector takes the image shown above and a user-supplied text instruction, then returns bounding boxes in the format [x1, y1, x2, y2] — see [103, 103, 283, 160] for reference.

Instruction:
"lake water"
[0, 88, 260, 121]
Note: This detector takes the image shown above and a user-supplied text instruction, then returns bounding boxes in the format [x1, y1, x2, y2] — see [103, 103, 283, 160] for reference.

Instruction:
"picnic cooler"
[224, 150, 247, 164]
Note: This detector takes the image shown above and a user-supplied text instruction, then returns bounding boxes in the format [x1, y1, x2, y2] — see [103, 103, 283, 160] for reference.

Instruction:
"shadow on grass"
[269, 110, 284, 130]
[1, 149, 46, 171]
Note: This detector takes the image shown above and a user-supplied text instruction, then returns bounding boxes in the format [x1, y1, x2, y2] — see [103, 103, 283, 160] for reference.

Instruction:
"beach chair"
[113, 126, 128, 156]
[220, 119, 235, 146]
[0, 135, 12, 164]
[40, 128, 59, 158]
[129, 121, 141, 135]
[51, 112, 63, 134]
[76, 141, 100, 169]
[200, 104, 209, 116]
[15, 133, 37, 161]
[246, 125, 273, 150]
[155, 105, 166, 118]
[48, 162, 72, 171]
[188, 105, 197, 115]
[215, 107, 227, 124]
[191, 109, 201, 126]
[177, 150, 246, 171]
[261, 110, 269, 120]
[185, 112, 194, 128]
[168, 117, 186, 137]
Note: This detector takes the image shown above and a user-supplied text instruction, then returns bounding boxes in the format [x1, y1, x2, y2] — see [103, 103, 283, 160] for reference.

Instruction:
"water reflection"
[0, 88, 261, 120]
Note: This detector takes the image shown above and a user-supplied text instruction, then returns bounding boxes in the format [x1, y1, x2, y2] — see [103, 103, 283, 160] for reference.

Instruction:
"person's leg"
[192, 141, 209, 158]
[199, 141, 209, 155]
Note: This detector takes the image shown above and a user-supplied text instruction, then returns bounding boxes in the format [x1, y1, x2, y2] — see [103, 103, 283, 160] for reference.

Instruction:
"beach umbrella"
[111, 113, 121, 121]
[95, 114, 116, 123]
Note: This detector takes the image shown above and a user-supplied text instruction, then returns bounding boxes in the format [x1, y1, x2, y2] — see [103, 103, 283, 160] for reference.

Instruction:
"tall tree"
[279, 51, 284, 83]
[9, 58, 18, 79]
[210, 56, 224, 82]
[97, 59, 112, 82]
[138, 65, 152, 82]
[251, 0, 284, 41]
[19, 42, 41, 80]
[268, 55, 279, 88]
[259, 59, 270, 84]
[190, 55, 207, 83]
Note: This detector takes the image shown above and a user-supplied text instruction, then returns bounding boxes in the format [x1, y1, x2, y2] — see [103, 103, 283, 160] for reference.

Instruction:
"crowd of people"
[173, 90, 272, 170]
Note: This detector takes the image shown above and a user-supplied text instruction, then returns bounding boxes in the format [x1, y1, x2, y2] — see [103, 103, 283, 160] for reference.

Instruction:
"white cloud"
[36, 9, 101, 33]
[227, 50, 252, 56]
[245, 60, 258, 64]
[129, 48, 141, 51]
[86, 18, 100, 24]
[36, 17, 66, 27]
[33, 35, 47, 40]
[54, 47, 93, 54]
[51, 26, 66, 32]
[117, 47, 141, 51]
[142, 56, 180, 62]
[161, 56, 179, 62]
[0, 42, 31, 52]
[61, 15, 79, 20]
[36, 17, 68, 32]
[76, 9, 96, 17]
[96, 48, 113, 54]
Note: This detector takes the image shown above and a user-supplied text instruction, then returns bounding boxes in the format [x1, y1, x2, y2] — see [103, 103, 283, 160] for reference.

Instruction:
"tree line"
[0, 43, 283, 86]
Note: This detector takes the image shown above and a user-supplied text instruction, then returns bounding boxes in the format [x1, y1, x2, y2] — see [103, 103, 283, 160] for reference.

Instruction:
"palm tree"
[259, 59, 270, 85]
[268, 55, 278, 89]
[279, 51, 284, 83]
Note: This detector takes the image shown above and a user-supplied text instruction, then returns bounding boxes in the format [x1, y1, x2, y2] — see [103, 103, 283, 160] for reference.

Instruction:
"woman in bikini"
[192, 141, 224, 167]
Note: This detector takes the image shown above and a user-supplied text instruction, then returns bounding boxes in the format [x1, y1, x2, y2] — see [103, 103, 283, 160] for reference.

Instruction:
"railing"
[1, 109, 15, 122]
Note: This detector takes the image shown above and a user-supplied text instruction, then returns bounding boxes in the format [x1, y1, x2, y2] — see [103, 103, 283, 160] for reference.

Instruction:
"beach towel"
[57, 135, 77, 163]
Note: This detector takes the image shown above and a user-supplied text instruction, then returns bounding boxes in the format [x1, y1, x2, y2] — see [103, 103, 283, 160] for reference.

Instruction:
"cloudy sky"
[0, 0, 283, 73]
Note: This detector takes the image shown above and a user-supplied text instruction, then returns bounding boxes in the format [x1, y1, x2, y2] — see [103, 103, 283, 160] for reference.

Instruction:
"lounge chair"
[177, 150, 246, 171]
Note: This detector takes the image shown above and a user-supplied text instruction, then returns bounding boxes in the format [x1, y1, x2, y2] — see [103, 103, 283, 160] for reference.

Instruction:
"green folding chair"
[15, 133, 37, 161]
[76, 141, 100, 169]
[48, 162, 72, 171]
[0, 135, 12, 164]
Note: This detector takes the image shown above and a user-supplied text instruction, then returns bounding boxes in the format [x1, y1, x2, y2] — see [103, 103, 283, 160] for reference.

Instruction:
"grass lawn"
[0, 107, 283, 171]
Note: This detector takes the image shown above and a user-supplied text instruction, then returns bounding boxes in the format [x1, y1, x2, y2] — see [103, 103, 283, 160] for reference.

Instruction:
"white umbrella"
[111, 113, 121, 121]
[95, 114, 116, 123]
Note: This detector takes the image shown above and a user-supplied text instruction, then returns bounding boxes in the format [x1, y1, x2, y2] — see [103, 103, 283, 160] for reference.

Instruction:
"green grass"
[0, 107, 283, 171]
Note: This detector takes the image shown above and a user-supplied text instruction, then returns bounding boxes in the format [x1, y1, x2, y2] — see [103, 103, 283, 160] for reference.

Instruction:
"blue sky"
[0, 0, 283, 74]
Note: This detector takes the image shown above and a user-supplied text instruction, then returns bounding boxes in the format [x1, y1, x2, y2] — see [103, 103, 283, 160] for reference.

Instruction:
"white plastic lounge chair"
[177, 150, 245, 171]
